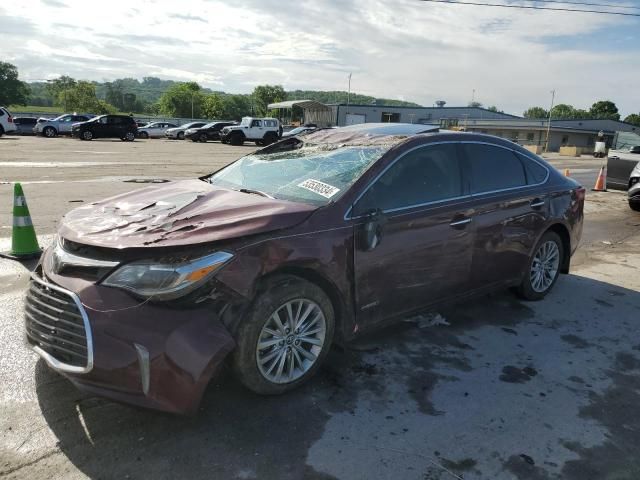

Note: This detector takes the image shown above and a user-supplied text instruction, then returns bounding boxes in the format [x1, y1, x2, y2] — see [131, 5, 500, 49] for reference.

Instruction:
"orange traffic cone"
[592, 166, 607, 192]
[564, 168, 570, 177]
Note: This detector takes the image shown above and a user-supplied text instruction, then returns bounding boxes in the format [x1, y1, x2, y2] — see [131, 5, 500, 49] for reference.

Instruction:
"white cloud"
[3, 0, 639, 116]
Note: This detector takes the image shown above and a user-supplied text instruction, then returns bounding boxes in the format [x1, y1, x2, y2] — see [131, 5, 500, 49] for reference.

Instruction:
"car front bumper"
[629, 180, 640, 205]
[26, 252, 236, 414]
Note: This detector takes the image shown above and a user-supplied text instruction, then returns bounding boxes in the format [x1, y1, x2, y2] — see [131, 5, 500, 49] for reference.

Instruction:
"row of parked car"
[2, 108, 319, 145]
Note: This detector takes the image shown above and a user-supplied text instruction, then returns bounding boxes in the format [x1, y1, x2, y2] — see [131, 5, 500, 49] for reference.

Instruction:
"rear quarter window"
[519, 154, 548, 184]
[462, 143, 527, 194]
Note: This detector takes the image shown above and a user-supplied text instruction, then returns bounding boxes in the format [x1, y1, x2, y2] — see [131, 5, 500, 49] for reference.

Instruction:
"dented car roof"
[302, 123, 439, 146]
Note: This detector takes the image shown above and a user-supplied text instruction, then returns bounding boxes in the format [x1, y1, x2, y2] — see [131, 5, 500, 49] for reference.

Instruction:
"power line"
[418, 0, 640, 16]
[531, 0, 640, 9]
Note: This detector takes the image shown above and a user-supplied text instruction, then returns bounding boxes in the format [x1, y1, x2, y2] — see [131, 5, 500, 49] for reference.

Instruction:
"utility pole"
[347, 73, 352, 108]
[544, 89, 556, 153]
[472, 89, 475, 104]
[191, 93, 194, 119]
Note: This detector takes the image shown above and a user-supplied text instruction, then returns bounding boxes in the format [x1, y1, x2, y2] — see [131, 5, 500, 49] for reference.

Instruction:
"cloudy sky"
[1, 0, 639, 116]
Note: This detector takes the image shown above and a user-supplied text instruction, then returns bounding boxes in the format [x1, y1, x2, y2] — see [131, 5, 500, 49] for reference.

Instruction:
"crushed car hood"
[59, 179, 318, 249]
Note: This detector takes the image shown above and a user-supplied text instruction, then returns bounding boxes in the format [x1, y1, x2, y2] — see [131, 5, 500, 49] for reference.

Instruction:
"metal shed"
[267, 100, 334, 127]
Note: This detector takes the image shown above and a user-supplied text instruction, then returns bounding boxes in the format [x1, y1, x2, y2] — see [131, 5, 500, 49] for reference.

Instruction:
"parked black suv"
[184, 121, 236, 142]
[72, 115, 138, 141]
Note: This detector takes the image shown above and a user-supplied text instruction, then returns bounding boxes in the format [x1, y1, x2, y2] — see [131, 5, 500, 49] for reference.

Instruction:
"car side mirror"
[359, 209, 387, 251]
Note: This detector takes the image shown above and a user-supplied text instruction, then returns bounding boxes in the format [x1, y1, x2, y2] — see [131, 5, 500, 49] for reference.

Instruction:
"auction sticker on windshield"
[298, 179, 340, 198]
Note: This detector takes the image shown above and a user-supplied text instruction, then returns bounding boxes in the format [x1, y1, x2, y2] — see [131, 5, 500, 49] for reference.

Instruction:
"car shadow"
[34, 274, 640, 480]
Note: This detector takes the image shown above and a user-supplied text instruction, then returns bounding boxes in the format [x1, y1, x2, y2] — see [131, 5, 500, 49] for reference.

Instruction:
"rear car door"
[460, 142, 550, 289]
[352, 143, 475, 326]
[109, 116, 126, 137]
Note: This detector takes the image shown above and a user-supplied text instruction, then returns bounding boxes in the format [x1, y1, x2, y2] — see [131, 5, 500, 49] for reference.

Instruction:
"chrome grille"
[24, 274, 93, 373]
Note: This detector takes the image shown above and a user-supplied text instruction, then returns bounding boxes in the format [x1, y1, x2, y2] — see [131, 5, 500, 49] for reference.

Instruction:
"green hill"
[24, 78, 421, 110]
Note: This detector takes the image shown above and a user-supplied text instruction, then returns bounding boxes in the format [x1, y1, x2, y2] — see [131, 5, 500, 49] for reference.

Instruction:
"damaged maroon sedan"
[25, 123, 585, 413]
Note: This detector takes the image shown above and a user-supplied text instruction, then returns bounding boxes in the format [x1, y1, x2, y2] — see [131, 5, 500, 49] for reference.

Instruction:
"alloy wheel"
[530, 240, 560, 293]
[256, 299, 326, 384]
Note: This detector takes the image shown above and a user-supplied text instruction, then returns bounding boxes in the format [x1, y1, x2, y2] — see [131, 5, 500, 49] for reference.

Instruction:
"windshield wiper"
[238, 188, 274, 199]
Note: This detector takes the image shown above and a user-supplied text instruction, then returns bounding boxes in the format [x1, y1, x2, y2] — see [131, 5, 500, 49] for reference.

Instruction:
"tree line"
[523, 101, 640, 125]
[2, 61, 639, 125]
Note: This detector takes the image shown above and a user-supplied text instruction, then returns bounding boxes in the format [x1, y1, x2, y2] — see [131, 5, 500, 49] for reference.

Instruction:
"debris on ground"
[412, 313, 450, 328]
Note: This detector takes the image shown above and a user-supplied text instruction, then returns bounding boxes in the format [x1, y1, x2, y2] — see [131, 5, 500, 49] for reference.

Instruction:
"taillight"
[575, 186, 586, 202]
[7, 116, 13, 123]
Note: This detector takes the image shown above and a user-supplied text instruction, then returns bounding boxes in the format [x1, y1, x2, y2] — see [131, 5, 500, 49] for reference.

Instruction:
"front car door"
[460, 142, 550, 288]
[58, 115, 74, 133]
[351, 142, 475, 327]
[94, 116, 109, 137]
[250, 119, 263, 139]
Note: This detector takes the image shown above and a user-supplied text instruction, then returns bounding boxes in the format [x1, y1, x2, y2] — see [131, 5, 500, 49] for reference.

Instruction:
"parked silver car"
[137, 121, 178, 139]
[34, 113, 95, 137]
[164, 122, 207, 140]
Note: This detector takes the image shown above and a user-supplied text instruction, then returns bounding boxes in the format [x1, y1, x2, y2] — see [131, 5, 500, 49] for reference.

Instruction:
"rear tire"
[516, 231, 563, 301]
[229, 132, 244, 146]
[0, 126, 4, 137]
[125, 131, 135, 142]
[140, 131, 149, 139]
[200, 134, 208, 143]
[263, 132, 278, 145]
[43, 126, 57, 138]
[177, 131, 184, 140]
[232, 275, 335, 395]
[629, 201, 640, 212]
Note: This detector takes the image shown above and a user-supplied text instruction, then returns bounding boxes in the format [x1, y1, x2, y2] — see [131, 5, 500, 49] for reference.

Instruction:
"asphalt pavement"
[1, 136, 639, 480]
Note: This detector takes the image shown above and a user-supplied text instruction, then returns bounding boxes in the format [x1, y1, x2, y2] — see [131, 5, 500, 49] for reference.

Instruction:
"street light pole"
[347, 73, 352, 108]
[191, 93, 194, 119]
[544, 89, 556, 153]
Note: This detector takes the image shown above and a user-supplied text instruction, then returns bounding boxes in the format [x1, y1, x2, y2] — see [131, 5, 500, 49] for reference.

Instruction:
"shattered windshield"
[208, 144, 389, 206]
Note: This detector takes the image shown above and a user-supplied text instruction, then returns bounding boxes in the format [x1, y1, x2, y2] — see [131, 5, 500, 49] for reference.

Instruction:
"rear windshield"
[207, 144, 389, 206]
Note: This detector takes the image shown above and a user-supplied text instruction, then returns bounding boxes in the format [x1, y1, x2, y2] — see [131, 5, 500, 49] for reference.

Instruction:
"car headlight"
[630, 177, 640, 187]
[102, 251, 233, 300]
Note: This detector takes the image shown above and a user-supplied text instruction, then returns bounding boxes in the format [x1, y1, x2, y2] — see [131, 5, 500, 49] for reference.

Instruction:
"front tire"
[82, 130, 93, 141]
[516, 231, 563, 300]
[232, 275, 335, 395]
[140, 131, 149, 139]
[177, 131, 184, 140]
[629, 201, 640, 212]
[43, 126, 57, 138]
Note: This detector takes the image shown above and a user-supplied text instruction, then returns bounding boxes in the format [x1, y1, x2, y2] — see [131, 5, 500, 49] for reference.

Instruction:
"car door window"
[251, 120, 262, 127]
[354, 144, 463, 215]
[99, 117, 108, 124]
[462, 144, 526, 194]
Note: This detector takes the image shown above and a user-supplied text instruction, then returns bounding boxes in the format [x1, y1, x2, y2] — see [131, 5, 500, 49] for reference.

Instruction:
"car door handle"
[530, 199, 545, 208]
[449, 217, 472, 227]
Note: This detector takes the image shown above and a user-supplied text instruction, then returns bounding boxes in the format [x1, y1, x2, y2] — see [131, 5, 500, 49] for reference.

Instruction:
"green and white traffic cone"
[1, 183, 42, 260]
